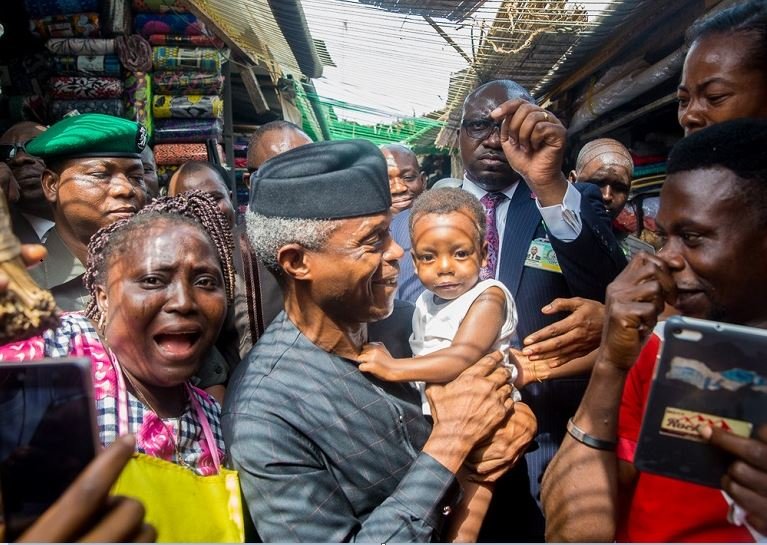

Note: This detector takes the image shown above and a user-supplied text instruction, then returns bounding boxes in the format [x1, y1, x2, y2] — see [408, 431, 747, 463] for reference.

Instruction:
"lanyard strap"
[187, 382, 221, 471]
[110, 350, 220, 472]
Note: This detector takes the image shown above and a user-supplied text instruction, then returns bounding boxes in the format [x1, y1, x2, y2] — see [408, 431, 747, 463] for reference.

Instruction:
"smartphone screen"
[0, 359, 98, 541]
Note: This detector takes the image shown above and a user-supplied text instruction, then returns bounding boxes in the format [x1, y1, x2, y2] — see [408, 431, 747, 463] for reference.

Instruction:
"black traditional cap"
[26, 113, 147, 160]
[249, 139, 392, 219]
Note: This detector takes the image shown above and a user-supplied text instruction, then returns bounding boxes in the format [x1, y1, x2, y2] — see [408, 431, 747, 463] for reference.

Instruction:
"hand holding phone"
[13, 435, 156, 543]
[634, 317, 767, 489]
[700, 423, 767, 536]
[0, 359, 98, 540]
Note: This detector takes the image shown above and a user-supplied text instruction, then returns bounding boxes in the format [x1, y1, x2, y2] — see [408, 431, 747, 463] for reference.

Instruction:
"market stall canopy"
[186, 0, 322, 80]
[357, 0, 485, 22]
[434, 0, 695, 149]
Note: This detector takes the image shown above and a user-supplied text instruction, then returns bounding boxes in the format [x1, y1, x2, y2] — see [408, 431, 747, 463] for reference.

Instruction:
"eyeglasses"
[0, 143, 26, 162]
[461, 118, 502, 141]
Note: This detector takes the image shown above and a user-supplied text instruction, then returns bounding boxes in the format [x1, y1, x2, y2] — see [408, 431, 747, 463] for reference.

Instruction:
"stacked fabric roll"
[27, 0, 131, 121]
[27, 0, 102, 39]
[0, 52, 52, 122]
[134, 1, 227, 172]
[117, 33, 154, 137]
[614, 150, 667, 249]
[45, 39, 126, 119]
[232, 133, 250, 205]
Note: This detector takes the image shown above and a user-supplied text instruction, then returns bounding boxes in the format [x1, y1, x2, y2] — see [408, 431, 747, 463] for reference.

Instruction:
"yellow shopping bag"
[112, 452, 244, 543]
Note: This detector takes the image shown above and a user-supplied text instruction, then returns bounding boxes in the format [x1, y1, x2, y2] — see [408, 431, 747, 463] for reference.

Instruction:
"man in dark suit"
[458, 80, 626, 540]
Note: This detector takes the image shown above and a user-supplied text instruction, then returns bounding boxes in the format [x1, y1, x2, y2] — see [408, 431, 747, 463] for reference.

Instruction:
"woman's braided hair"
[83, 190, 236, 323]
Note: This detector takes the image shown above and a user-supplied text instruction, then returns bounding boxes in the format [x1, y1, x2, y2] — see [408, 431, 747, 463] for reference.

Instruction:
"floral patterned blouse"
[0, 313, 225, 476]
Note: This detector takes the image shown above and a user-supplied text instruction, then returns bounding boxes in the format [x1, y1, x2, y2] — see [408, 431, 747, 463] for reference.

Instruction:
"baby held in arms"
[359, 188, 520, 413]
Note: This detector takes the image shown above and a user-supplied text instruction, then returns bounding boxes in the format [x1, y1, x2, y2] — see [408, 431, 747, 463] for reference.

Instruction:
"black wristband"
[567, 417, 617, 451]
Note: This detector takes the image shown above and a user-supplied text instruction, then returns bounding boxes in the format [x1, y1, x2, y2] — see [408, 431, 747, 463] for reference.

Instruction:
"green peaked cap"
[26, 113, 147, 159]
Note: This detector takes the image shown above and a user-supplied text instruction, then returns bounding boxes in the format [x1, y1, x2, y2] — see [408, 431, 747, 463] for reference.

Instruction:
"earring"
[97, 312, 106, 336]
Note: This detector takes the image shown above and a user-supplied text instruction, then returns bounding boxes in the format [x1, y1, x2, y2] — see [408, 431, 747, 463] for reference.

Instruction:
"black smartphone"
[0, 358, 99, 541]
[634, 316, 767, 488]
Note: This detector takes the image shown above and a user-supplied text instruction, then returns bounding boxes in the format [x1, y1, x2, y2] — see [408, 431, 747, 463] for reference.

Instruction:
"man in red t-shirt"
[540, 118, 767, 542]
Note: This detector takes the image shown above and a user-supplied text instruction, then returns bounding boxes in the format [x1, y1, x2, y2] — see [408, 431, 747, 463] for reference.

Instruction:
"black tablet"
[634, 316, 767, 488]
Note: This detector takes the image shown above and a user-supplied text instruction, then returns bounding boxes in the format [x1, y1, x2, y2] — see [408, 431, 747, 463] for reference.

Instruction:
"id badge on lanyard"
[524, 222, 562, 274]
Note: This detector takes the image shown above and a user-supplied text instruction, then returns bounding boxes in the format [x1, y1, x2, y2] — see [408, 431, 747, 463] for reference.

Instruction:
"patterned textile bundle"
[134, 13, 207, 38]
[47, 38, 116, 56]
[0, 53, 52, 95]
[132, 0, 188, 13]
[147, 34, 225, 48]
[153, 95, 223, 119]
[103, 0, 131, 36]
[30, 13, 100, 39]
[116, 34, 153, 72]
[24, 0, 99, 18]
[156, 164, 179, 185]
[632, 163, 667, 177]
[49, 76, 124, 99]
[8, 96, 47, 123]
[152, 71, 224, 95]
[50, 99, 124, 120]
[152, 47, 222, 73]
[52, 55, 121, 76]
[154, 143, 207, 165]
[124, 72, 153, 137]
[153, 118, 223, 143]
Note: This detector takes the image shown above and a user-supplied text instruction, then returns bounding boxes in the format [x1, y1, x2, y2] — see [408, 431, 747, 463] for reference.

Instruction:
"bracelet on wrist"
[566, 417, 617, 451]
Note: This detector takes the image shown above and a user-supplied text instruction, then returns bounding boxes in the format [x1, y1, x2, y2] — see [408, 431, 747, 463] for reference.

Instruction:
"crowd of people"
[1, 0, 767, 542]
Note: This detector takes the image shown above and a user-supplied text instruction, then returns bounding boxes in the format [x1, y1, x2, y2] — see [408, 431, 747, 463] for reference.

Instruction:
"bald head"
[462, 80, 533, 119]
[380, 144, 425, 214]
[169, 161, 235, 228]
[1, 121, 49, 216]
[0, 121, 46, 146]
[247, 121, 312, 171]
[459, 79, 534, 191]
[575, 138, 633, 174]
[572, 138, 634, 219]
[140, 146, 159, 200]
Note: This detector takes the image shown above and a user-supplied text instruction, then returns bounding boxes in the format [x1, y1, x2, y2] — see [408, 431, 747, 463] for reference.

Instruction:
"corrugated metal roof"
[187, 0, 311, 80]
[357, 0, 485, 22]
[434, 0, 665, 149]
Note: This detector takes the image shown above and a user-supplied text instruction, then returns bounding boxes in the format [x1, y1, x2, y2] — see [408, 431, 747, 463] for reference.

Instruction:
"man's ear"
[277, 244, 312, 281]
[243, 171, 251, 190]
[568, 170, 577, 183]
[41, 169, 60, 204]
[480, 239, 489, 268]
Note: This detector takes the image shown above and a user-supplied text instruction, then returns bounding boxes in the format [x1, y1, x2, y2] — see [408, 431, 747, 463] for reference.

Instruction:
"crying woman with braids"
[0, 190, 235, 474]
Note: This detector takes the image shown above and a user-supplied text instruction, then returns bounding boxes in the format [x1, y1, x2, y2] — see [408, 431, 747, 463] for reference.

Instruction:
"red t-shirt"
[616, 333, 754, 542]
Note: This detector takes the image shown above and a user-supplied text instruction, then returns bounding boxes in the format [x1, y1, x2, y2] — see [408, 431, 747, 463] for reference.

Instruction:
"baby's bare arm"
[360, 287, 508, 383]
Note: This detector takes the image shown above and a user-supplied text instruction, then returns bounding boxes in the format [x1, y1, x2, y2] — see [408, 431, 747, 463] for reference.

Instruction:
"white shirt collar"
[21, 212, 55, 243]
[462, 174, 518, 201]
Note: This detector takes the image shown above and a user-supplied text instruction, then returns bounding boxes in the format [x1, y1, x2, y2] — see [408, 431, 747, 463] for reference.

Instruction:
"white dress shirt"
[462, 176, 583, 276]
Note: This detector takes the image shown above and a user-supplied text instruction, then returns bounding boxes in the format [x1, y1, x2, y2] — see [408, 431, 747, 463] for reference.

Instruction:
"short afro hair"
[409, 187, 486, 243]
[667, 118, 767, 225]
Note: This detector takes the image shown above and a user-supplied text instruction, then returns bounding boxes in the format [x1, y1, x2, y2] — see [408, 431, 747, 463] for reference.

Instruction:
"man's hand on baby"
[508, 348, 549, 388]
[359, 342, 402, 381]
[465, 402, 537, 483]
[521, 297, 605, 367]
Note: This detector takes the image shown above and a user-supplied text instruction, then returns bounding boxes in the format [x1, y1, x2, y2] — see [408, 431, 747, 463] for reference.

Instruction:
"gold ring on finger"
[543, 112, 550, 122]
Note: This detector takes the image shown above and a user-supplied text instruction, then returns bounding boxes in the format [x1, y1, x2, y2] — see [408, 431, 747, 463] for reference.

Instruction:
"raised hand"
[491, 99, 568, 205]
[601, 252, 675, 368]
